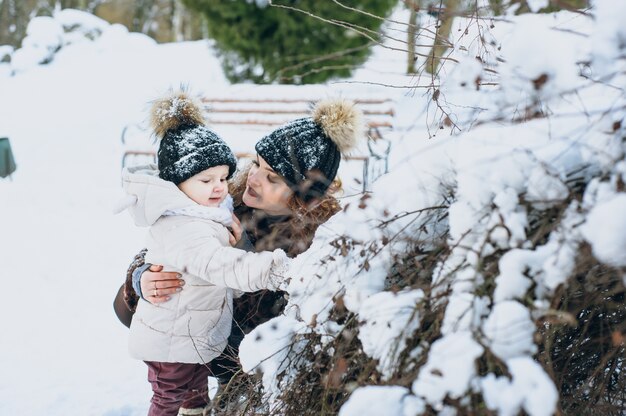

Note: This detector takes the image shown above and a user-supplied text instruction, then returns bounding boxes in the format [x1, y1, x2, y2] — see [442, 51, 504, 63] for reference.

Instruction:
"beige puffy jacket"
[122, 166, 286, 364]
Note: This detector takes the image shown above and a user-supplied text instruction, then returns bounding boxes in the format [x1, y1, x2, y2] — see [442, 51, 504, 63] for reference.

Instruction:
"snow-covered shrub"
[8, 9, 109, 74]
[55, 9, 109, 42]
[0, 45, 13, 63]
[224, 2, 626, 415]
[11, 16, 64, 71]
[0, 45, 12, 77]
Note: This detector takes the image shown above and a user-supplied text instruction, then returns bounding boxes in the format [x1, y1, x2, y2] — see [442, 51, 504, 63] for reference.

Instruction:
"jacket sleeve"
[156, 219, 285, 292]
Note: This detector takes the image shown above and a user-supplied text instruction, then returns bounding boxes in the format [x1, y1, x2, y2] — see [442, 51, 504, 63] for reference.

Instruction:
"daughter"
[121, 91, 288, 416]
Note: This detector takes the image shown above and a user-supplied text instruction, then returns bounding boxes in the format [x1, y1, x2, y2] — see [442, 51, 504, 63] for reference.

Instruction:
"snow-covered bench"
[121, 86, 395, 191]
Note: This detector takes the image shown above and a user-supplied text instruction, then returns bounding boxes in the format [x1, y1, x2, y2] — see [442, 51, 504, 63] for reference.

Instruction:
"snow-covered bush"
[231, 1, 625, 415]
[6, 9, 109, 74]
[0, 45, 13, 62]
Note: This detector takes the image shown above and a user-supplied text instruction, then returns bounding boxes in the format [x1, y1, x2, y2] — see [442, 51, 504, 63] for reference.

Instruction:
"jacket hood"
[122, 164, 195, 226]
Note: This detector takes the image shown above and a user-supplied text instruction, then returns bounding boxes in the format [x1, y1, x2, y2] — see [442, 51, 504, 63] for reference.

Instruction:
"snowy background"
[1, 1, 625, 415]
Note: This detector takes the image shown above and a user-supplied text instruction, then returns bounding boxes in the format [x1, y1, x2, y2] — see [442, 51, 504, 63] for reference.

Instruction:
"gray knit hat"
[255, 98, 364, 201]
[150, 91, 237, 185]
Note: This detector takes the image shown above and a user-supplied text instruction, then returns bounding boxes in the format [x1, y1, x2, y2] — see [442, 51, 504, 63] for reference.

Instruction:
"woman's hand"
[228, 213, 243, 246]
[141, 264, 185, 304]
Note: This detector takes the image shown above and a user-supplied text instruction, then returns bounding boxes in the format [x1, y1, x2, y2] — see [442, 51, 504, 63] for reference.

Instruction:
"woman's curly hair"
[230, 160, 341, 257]
[123, 249, 147, 313]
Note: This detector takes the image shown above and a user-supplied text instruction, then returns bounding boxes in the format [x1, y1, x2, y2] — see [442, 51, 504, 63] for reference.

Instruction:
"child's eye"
[268, 175, 277, 184]
[251, 160, 260, 167]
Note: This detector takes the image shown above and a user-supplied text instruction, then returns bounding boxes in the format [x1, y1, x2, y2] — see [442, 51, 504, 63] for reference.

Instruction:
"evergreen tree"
[182, 0, 397, 84]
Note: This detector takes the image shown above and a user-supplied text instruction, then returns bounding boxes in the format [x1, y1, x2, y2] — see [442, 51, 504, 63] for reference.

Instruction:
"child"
[121, 91, 288, 416]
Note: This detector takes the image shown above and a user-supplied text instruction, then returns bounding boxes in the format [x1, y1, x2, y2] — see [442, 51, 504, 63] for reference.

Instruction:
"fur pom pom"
[150, 90, 205, 138]
[313, 98, 364, 154]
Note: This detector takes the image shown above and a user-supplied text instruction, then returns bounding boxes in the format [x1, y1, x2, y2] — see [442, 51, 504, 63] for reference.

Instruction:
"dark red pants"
[145, 361, 211, 416]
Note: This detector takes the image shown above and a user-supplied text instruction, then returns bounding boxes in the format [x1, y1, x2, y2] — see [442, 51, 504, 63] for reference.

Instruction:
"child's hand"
[228, 213, 243, 246]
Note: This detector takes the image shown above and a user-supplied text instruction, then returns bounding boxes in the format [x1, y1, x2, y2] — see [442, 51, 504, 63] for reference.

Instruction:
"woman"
[114, 97, 364, 414]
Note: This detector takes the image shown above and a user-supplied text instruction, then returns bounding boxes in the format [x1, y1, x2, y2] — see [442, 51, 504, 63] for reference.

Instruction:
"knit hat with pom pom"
[255, 98, 364, 201]
[151, 90, 237, 185]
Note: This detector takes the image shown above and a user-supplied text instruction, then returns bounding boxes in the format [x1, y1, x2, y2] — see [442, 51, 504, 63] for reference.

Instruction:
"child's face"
[178, 165, 229, 207]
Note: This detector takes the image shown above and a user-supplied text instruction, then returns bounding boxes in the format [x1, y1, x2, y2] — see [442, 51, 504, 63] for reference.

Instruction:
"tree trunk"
[488, 0, 503, 15]
[172, 0, 183, 42]
[0, 0, 39, 48]
[406, 0, 418, 74]
[426, 0, 460, 75]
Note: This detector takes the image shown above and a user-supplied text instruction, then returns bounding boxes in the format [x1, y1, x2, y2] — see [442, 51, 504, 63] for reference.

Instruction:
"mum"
[114, 96, 364, 414]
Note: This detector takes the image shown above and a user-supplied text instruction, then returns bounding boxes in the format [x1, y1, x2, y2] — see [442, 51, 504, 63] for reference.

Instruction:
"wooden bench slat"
[205, 107, 394, 116]
[202, 98, 393, 104]
[206, 119, 393, 128]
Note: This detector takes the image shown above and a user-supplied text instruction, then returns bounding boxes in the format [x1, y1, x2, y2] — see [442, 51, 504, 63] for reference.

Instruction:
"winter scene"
[0, 0, 624, 415]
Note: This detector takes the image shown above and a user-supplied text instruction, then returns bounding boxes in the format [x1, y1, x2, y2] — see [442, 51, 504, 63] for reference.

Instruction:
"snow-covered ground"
[1, 2, 625, 415]
[0, 11, 229, 416]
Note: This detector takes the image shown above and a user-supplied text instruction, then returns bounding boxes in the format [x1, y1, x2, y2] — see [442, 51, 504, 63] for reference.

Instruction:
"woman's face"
[243, 155, 294, 215]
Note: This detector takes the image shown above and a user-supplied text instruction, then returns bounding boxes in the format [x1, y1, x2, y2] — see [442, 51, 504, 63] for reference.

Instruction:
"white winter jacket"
[122, 165, 286, 364]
